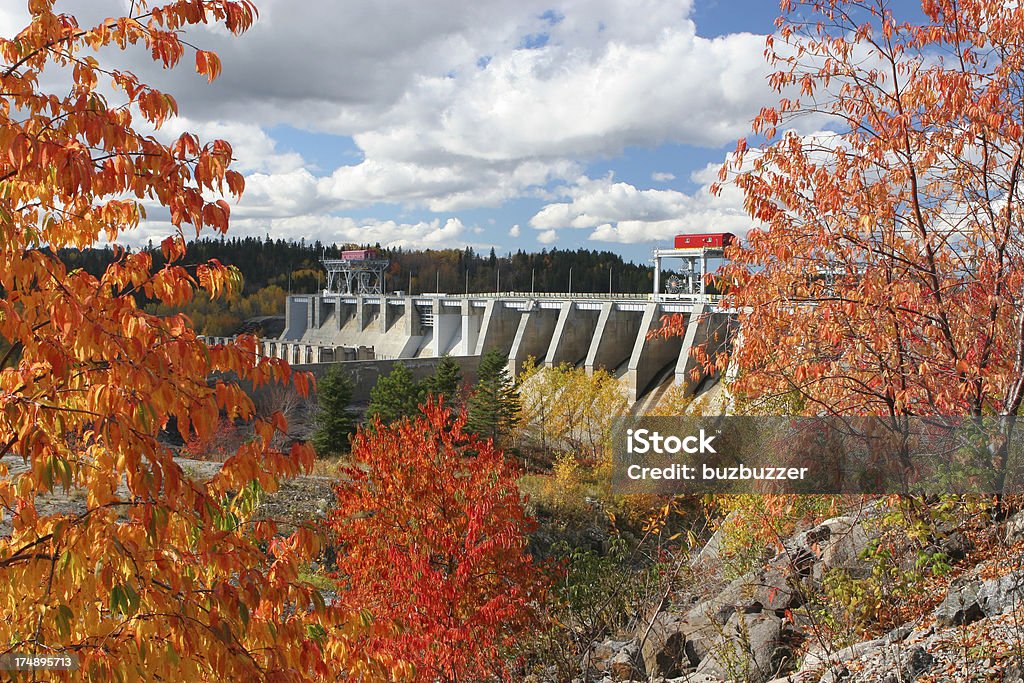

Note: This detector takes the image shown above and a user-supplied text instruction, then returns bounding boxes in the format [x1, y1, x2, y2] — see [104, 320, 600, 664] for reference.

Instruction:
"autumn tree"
[466, 349, 521, 443]
[311, 365, 356, 456]
[0, 2, 395, 680]
[330, 401, 545, 683]
[518, 360, 628, 461]
[655, 0, 1024, 490]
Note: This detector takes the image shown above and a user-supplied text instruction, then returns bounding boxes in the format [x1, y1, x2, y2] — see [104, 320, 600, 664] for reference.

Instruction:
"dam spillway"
[202, 292, 738, 404]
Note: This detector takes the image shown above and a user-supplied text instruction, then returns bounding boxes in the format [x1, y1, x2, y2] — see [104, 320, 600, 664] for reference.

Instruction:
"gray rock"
[1003, 658, 1024, 683]
[639, 613, 687, 678]
[642, 557, 802, 681]
[607, 642, 644, 682]
[818, 667, 850, 683]
[846, 642, 933, 683]
[708, 565, 798, 625]
[640, 610, 716, 677]
[694, 613, 793, 683]
[591, 639, 635, 674]
[884, 625, 912, 643]
[786, 515, 874, 583]
[898, 646, 933, 681]
[938, 531, 973, 561]
[1006, 510, 1024, 545]
[935, 571, 1024, 626]
[799, 638, 884, 674]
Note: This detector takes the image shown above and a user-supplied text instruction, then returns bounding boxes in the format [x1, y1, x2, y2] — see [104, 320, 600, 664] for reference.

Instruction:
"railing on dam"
[339, 291, 722, 303]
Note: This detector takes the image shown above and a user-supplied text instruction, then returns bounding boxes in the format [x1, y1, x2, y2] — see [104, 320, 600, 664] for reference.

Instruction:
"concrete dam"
[204, 292, 737, 404]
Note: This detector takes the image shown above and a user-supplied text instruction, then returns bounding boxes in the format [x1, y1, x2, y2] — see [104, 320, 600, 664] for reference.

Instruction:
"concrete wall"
[281, 296, 312, 340]
[508, 304, 560, 377]
[624, 303, 684, 403]
[475, 299, 521, 356]
[433, 299, 463, 357]
[460, 300, 484, 356]
[585, 302, 645, 375]
[545, 301, 601, 368]
[674, 310, 736, 394]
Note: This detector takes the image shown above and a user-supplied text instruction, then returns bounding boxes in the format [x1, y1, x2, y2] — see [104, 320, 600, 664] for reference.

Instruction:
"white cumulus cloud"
[537, 229, 559, 244]
[530, 164, 752, 244]
[79, 0, 786, 216]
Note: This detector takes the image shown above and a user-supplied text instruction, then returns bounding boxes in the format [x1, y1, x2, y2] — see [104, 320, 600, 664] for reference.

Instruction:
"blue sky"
[1, 0, 815, 264]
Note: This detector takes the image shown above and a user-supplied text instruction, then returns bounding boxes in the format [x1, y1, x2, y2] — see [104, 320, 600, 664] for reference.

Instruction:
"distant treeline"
[59, 236, 656, 296]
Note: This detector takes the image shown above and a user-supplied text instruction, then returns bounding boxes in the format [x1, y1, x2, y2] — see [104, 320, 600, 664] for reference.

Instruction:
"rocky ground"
[13, 449, 1024, 682]
[579, 504, 1024, 683]
[0, 455, 336, 535]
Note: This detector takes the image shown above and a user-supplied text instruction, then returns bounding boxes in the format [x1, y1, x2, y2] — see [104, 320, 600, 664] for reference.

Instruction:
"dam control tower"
[321, 249, 390, 296]
[652, 232, 736, 300]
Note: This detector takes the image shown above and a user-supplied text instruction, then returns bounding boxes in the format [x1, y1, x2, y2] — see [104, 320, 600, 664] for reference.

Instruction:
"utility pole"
[609, 265, 613, 295]
[568, 267, 572, 296]
[531, 268, 535, 295]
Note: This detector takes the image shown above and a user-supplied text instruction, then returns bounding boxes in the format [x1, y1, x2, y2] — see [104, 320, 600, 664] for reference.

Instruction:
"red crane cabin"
[340, 249, 376, 260]
[673, 232, 736, 249]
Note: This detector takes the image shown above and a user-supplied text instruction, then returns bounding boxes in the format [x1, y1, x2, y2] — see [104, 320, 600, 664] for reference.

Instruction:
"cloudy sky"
[6, 1, 803, 263]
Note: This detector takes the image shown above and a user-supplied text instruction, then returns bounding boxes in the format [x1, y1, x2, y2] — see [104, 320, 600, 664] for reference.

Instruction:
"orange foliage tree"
[657, 0, 1024, 486]
[330, 401, 545, 683]
[0, 1, 395, 680]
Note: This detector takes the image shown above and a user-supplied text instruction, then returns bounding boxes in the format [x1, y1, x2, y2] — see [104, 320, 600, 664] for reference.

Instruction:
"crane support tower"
[653, 232, 736, 300]
[322, 249, 390, 296]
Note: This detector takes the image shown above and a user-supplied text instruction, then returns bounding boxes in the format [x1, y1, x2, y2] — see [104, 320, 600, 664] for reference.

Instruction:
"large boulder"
[693, 612, 796, 683]
[638, 611, 712, 678]
[607, 641, 644, 682]
[590, 639, 634, 675]
[935, 570, 1024, 627]
[714, 564, 799, 618]
[785, 514, 874, 583]
[882, 646, 934, 683]
[638, 612, 687, 679]
[640, 552, 803, 679]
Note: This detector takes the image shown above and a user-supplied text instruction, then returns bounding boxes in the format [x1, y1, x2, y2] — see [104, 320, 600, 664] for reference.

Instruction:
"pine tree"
[311, 365, 357, 456]
[422, 354, 463, 407]
[366, 362, 425, 424]
[466, 349, 521, 442]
